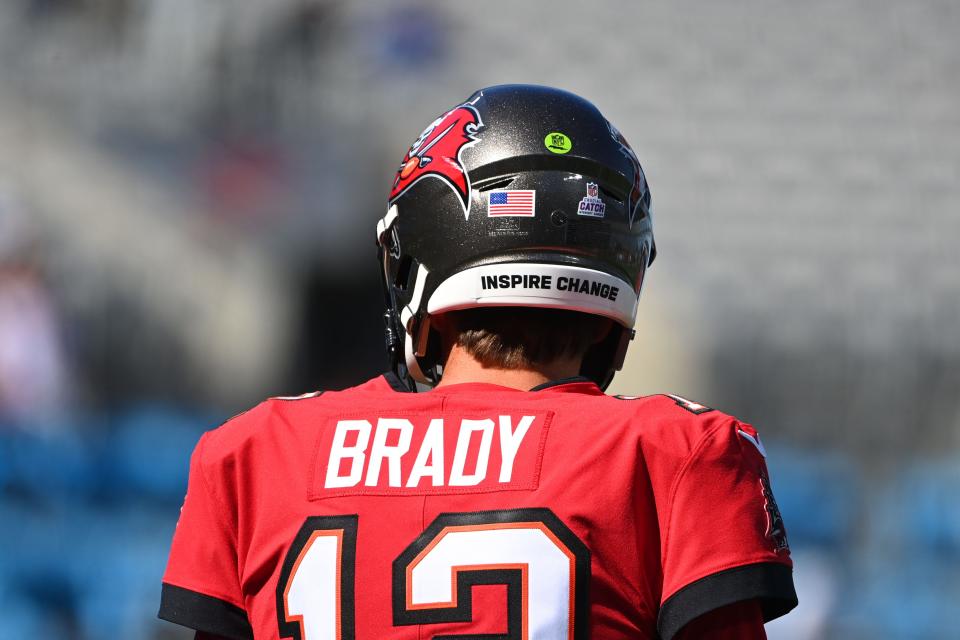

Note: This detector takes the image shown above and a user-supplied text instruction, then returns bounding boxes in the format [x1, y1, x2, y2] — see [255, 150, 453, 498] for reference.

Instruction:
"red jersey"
[159, 374, 796, 639]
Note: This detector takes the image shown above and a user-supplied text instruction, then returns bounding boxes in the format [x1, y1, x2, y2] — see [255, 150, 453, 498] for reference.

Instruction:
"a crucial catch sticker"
[577, 182, 606, 218]
[427, 263, 638, 327]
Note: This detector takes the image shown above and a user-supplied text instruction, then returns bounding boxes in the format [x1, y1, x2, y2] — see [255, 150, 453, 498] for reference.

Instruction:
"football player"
[159, 85, 796, 639]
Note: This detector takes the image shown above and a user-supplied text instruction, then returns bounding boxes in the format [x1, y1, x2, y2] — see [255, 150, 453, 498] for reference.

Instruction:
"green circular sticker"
[544, 132, 572, 154]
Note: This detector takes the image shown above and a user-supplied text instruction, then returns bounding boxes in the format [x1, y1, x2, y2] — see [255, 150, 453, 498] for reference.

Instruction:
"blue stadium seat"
[763, 443, 859, 548]
[831, 462, 960, 639]
[0, 591, 70, 638]
[103, 406, 215, 504]
[1, 427, 100, 499]
[0, 431, 9, 491]
[0, 407, 212, 639]
[0, 498, 181, 640]
[833, 553, 960, 639]
[73, 506, 180, 640]
[896, 461, 960, 555]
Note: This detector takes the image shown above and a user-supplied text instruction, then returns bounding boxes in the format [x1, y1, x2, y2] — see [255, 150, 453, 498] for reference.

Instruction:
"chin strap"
[377, 206, 416, 392]
[379, 272, 413, 390]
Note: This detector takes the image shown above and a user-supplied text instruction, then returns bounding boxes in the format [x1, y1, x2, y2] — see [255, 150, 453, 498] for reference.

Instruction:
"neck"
[435, 343, 581, 390]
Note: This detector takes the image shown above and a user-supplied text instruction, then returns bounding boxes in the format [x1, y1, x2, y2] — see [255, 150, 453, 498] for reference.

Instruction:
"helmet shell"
[378, 84, 655, 388]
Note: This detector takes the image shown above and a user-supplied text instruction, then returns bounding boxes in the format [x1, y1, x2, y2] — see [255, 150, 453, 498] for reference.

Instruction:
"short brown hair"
[446, 307, 608, 369]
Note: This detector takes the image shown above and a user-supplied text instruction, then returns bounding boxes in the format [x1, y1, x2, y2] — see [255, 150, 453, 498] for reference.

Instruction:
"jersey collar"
[383, 370, 416, 392]
[528, 375, 594, 391]
[381, 372, 601, 394]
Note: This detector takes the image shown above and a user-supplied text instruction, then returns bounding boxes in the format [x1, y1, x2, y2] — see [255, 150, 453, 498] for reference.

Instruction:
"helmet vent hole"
[599, 185, 623, 204]
[475, 176, 516, 192]
[394, 256, 416, 291]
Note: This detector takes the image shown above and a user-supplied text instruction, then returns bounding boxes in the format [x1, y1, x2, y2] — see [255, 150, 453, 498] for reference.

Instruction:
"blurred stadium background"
[0, 0, 957, 638]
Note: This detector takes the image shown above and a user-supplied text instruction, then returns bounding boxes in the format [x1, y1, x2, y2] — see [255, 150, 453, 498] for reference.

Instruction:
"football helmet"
[377, 84, 655, 390]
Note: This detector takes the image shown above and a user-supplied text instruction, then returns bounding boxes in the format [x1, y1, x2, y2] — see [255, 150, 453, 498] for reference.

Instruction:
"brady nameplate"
[311, 411, 552, 497]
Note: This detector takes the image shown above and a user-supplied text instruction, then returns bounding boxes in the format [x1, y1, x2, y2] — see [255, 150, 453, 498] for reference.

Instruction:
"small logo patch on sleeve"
[760, 470, 789, 552]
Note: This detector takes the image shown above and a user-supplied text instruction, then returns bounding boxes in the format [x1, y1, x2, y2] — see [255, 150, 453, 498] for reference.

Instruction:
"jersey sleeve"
[656, 419, 797, 640]
[673, 598, 767, 640]
[158, 432, 254, 640]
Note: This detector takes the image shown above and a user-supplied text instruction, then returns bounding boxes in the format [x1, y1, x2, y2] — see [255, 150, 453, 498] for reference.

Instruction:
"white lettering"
[449, 419, 494, 486]
[406, 418, 445, 487]
[498, 415, 534, 482]
[325, 415, 538, 490]
[364, 418, 413, 487]
[325, 420, 371, 488]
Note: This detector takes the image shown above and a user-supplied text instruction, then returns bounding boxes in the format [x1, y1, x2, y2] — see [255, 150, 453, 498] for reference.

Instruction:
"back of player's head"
[377, 84, 655, 390]
[444, 307, 610, 371]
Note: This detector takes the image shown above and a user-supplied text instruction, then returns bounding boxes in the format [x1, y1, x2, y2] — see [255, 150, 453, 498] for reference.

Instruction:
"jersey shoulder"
[611, 392, 715, 415]
[605, 392, 755, 459]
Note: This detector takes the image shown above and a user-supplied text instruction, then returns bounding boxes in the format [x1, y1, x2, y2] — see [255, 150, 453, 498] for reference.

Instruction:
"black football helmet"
[377, 84, 656, 390]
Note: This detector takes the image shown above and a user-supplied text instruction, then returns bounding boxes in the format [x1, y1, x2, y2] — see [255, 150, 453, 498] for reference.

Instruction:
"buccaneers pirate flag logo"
[389, 101, 483, 219]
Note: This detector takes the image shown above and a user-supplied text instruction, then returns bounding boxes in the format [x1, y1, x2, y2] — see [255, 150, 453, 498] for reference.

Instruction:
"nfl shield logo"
[587, 182, 598, 198]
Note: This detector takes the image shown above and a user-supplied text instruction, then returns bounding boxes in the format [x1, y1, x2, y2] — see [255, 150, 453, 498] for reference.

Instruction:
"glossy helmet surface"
[377, 84, 655, 390]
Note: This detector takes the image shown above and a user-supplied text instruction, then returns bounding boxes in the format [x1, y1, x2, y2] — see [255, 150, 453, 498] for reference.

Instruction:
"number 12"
[276, 509, 591, 639]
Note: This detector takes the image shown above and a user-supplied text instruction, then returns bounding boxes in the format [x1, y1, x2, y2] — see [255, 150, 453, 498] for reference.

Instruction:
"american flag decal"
[487, 190, 536, 217]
